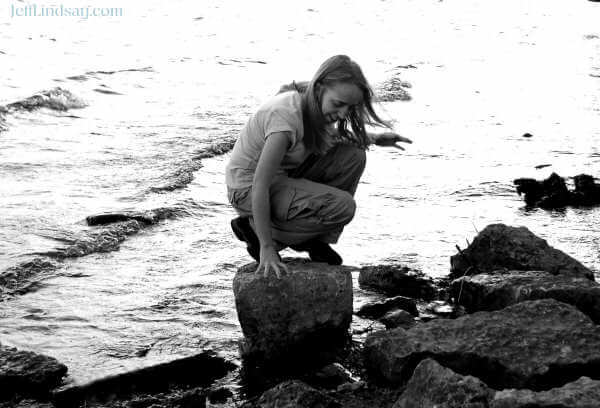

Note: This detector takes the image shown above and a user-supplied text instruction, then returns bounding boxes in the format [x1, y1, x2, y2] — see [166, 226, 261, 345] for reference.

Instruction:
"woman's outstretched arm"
[252, 131, 291, 278]
[367, 132, 413, 150]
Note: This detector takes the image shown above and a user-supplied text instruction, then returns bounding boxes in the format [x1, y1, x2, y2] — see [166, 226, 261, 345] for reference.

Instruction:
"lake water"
[1, 0, 599, 388]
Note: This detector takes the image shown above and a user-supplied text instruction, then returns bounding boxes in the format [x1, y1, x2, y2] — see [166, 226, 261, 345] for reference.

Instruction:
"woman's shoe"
[290, 240, 343, 265]
[231, 217, 260, 262]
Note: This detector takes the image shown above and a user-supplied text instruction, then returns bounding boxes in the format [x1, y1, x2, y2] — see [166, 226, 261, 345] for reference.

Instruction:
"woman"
[226, 55, 411, 278]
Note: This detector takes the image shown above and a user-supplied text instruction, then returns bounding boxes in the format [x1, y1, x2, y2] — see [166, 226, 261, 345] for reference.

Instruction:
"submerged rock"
[451, 270, 600, 323]
[358, 264, 436, 299]
[364, 299, 600, 390]
[449, 224, 594, 281]
[356, 296, 418, 320]
[53, 350, 235, 407]
[393, 359, 494, 408]
[233, 258, 353, 367]
[0, 344, 67, 399]
[491, 376, 600, 408]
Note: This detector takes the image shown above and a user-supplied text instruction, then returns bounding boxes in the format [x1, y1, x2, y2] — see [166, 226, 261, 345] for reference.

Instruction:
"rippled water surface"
[1, 0, 599, 386]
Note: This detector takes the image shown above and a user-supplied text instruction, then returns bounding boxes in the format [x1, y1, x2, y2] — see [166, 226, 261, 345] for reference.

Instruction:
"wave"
[145, 138, 237, 194]
[375, 70, 413, 102]
[66, 66, 154, 82]
[3, 87, 87, 113]
[0, 257, 59, 301]
[0, 207, 186, 300]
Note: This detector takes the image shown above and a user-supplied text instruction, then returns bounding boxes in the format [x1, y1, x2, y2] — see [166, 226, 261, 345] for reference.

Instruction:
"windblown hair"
[278, 55, 391, 154]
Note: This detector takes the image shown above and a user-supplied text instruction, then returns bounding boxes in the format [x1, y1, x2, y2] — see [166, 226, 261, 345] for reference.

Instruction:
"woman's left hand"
[374, 132, 413, 150]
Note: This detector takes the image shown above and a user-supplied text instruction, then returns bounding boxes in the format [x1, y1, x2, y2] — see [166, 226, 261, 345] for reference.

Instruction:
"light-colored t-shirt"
[226, 91, 310, 190]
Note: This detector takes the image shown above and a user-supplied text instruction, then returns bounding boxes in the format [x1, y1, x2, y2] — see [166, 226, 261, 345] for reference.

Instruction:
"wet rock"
[380, 309, 415, 330]
[522, 132, 533, 138]
[449, 224, 594, 281]
[308, 363, 355, 389]
[393, 359, 494, 408]
[86, 208, 180, 226]
[244, 380, 340, 408]
[451, 270, 600, 323]
[491, 376, 600, 408]
[233, 258, 353, 367]
[53, 351, 234, 407]
[364, 299, 600, 390]
[358, 264, 436, 299]
[0, 344, 67, 399]
[356, 296, 418, 320]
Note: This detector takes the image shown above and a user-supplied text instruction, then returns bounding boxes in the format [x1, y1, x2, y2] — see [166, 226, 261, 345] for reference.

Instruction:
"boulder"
[393, 359, 600, 408]
[308, 363, 355, 389]
[491, 376, 600, 408]
[356, 296, 418, 320]
[0, 344, 67, 399]
[243, 380, 340, 408]
[572, 174, 600, 206]
[393, 359, 494, 408]
[451, 270, 600, 323]
[364, 299, 600, 390]
[233, 259, 353, 366]
[380, 310, 415, 330]
[449, 224, 594, 281]
[358, 264, 436, 299]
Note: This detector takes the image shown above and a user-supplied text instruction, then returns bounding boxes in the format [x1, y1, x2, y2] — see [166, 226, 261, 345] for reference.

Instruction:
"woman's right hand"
[256, 245, 289, 279]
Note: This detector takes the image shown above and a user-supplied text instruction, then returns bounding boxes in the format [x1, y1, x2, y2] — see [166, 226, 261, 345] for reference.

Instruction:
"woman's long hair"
[278, 55, 391, 154]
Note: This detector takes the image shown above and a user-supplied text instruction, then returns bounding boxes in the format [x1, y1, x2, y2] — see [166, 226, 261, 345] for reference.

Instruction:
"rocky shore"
[2, 223, 599, 407]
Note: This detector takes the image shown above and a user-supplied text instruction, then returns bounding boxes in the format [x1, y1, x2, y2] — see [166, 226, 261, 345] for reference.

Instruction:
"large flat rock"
[449, 224, 594, 281]
[451, 270, 600, 323]
[393, 358, 600, 408]
[233, 258, 353, 366]
[364, 299, 600, 390]
[358, 264, 436, 299]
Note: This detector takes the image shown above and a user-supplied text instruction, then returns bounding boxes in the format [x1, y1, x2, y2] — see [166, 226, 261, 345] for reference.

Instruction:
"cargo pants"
[227, 144, 366, 246]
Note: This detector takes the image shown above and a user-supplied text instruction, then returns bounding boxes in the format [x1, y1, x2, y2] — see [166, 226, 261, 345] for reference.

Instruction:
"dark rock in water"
[86, 208, 180, 226]
[364, 299, 600, 390]
[451, 270, 600, 323]
[356, 296, 418, 319]
[514, 172, 600, 208]
[0, 344, 67, 399]
[53, 350, 235, 407]
[514, 172, 571, 208]
[358, 264, 436, 299]
[241, 380, 340, 408]
[491, 376, 600, 408]
[393, 359, 494, 408]
[379, 309, 415, 330]
[522, 132, 533, 138]
[535, 164, 552, 169]
[572, 173, 600, 205]
[449, 223, 594, 281]
[233, 258, 353, 367]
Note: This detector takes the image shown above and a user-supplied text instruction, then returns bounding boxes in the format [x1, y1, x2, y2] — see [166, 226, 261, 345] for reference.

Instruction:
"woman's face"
[319, 82, 363, 125]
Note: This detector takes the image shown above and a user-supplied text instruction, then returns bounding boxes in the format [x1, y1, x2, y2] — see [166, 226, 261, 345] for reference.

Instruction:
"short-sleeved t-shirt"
[226, 91, 310, 190]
